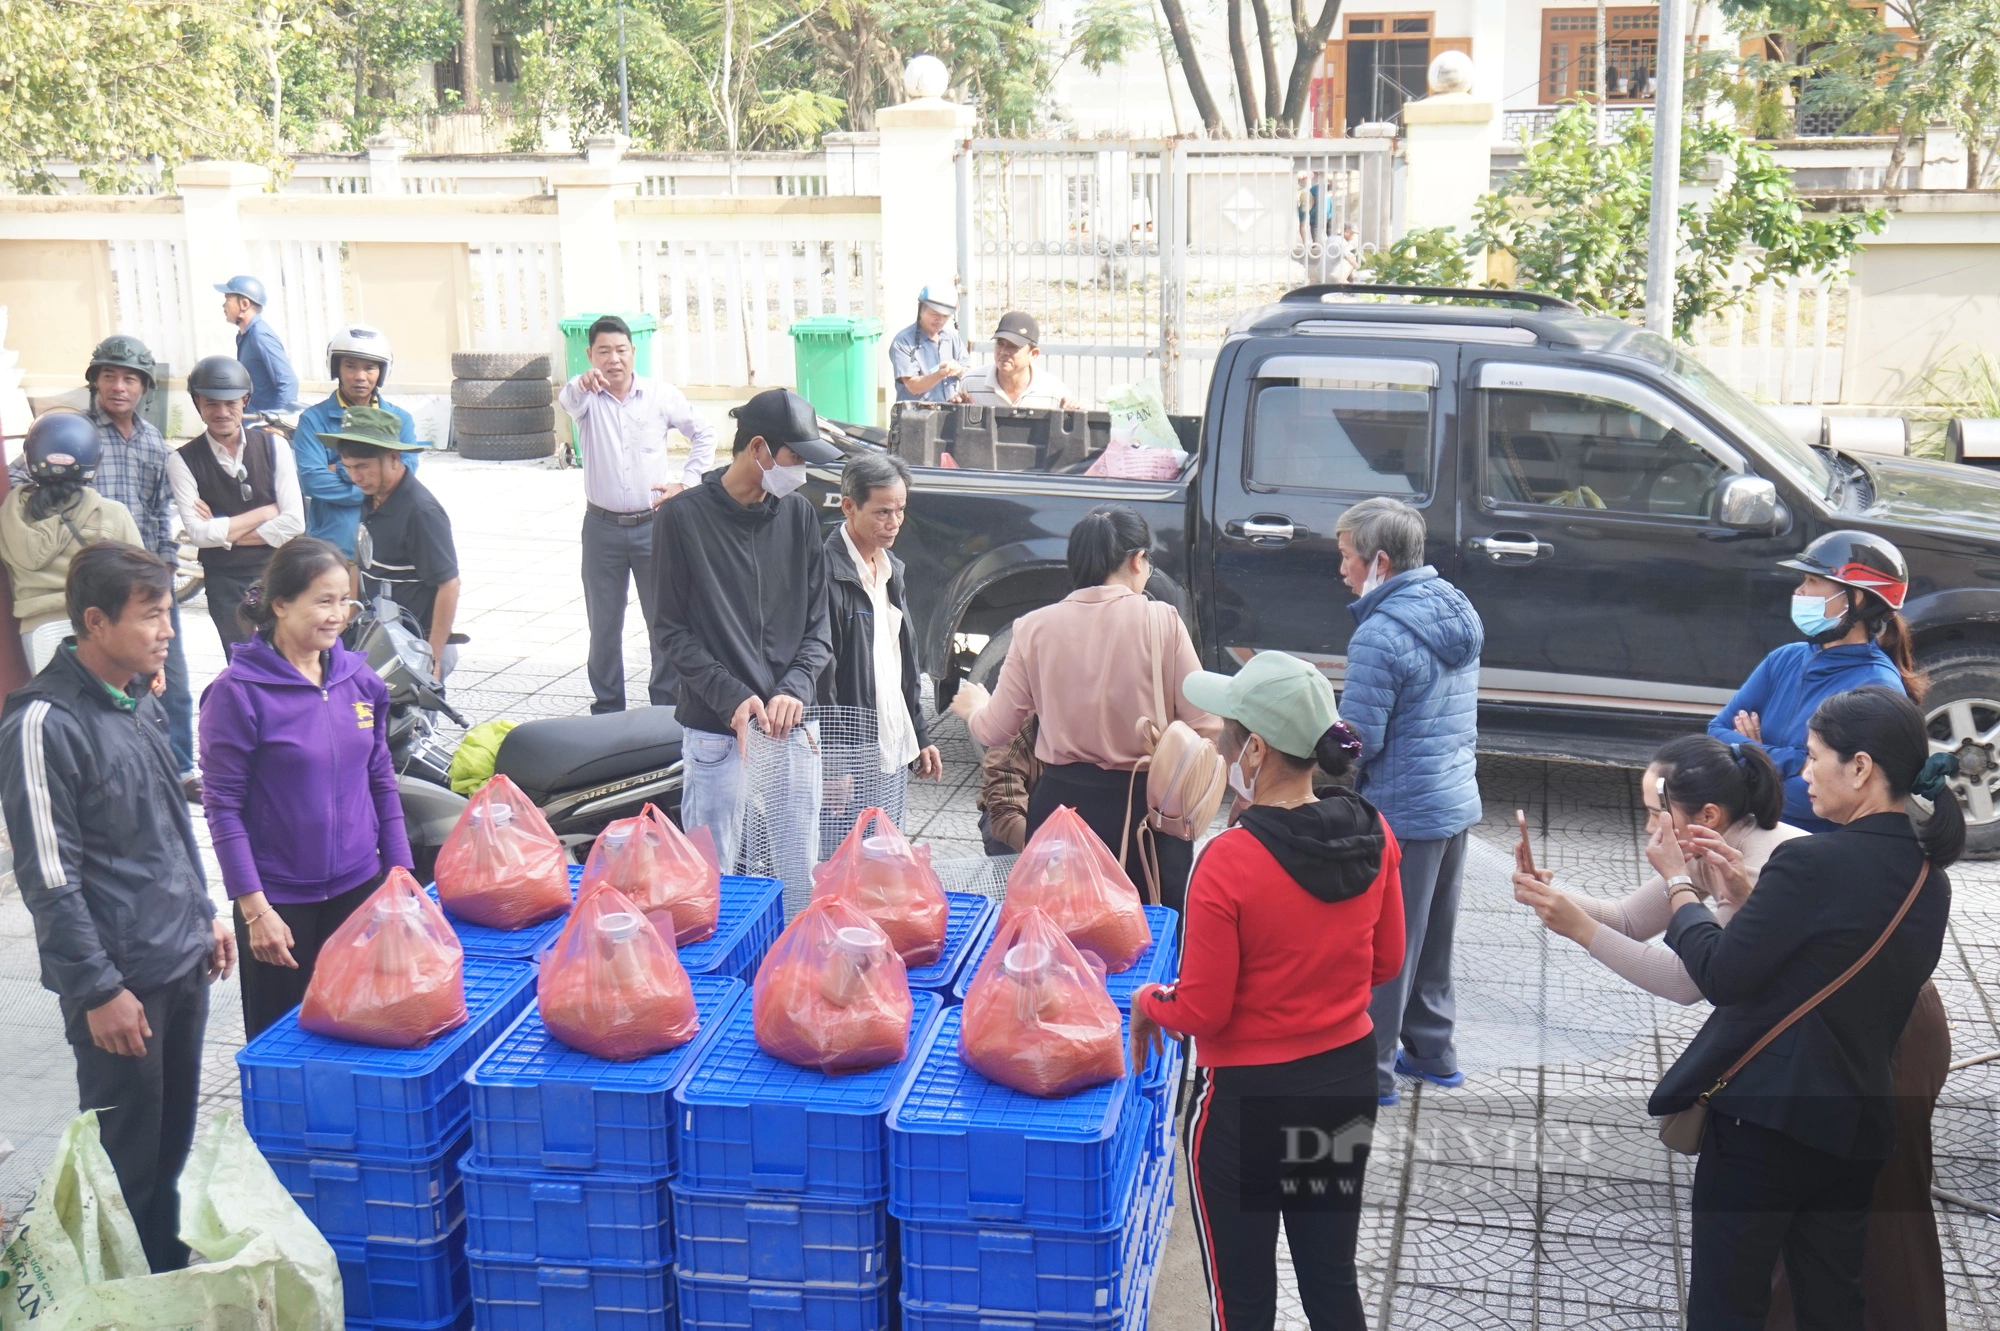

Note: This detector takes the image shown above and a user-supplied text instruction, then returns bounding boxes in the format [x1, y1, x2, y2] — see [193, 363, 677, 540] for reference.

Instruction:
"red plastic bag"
[434, 774, 571, 930]
[538, 883, 700, 1061]
[580, 803, 721, 946]
[752, 896, 914, 1074]
[998, 806, 1151, 973]
[809, 807, 948, 967]
[299, 868, 469, 1048]
[960, 906, 1126, 1097]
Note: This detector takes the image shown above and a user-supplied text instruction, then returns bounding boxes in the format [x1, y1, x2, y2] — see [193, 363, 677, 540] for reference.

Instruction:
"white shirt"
[166, 430, 305, 550]
[959, 361, 1072, 409]
[840, 524, 920, 773]
[558, 373, 719, 510]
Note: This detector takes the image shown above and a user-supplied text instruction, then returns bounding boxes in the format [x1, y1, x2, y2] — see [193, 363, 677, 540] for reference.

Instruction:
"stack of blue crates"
[460, 974, 750, 1330]
[951, 906, 1180, 1009]
[434, 867, 785, 983]
[670, 989, 947, 1330]
[905, 893, 994, 999]
[892, 963, 1182, 1329]
[237, 954, 540, 1331]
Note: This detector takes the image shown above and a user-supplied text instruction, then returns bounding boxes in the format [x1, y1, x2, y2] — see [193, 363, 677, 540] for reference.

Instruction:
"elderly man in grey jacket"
[1334, 497, 1484, 1105]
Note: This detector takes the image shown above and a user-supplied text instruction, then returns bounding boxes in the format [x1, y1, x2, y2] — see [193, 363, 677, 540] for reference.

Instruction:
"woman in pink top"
[950, 505, 1220, 910]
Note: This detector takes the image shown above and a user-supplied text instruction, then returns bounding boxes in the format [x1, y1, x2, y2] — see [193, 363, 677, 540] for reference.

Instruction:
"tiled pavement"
[1, 452, 1996, 1328]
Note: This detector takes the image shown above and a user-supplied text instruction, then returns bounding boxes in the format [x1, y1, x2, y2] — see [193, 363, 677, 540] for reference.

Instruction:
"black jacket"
[1651, 813, 1949, 1160]
[652, 468, 832, 737]
[814, 529, 931, 754]
[0, 646, 215, 1011]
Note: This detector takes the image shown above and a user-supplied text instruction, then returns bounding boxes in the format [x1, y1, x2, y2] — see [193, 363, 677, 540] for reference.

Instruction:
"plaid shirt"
[7, 408, 180, 562]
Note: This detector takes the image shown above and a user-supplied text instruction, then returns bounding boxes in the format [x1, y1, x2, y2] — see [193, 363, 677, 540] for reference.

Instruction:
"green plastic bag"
[450, 719, 518, 794]
[1100, 376, 1182, 452]
[0, 1110, 341, 1331]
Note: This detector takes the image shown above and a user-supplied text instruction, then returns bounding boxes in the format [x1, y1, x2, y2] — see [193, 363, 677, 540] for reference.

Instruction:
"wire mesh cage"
[738, 704, 916, 917]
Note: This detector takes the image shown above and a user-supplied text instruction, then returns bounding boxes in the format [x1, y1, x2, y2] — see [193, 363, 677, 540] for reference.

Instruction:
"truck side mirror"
[1716, 474, 1780, 530]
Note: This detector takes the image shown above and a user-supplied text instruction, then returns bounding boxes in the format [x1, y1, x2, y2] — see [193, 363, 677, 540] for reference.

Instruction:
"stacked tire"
[452, 351, 558, 461]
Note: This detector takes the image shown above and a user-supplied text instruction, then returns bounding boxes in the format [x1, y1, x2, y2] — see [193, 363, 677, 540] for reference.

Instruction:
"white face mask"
[1228, 748, 1260, 804]
[1361, 556, 1387, 596]
[759, 452, 808, 498]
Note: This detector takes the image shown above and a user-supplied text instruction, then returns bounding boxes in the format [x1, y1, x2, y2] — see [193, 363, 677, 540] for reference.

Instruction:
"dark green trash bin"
[559, 312, 658, 379]
[789, 315, 884, 426]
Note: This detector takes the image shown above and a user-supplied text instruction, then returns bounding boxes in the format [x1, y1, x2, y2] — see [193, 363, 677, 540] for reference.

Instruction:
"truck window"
[1482, 388, 1728, 519]
[1247, 356, 1436, 497]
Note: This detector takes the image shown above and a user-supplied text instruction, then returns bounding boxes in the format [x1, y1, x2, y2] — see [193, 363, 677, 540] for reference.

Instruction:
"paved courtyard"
[0, 452, 1995, 1328]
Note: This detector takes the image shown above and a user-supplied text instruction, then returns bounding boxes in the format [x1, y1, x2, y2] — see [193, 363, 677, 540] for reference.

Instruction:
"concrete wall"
[1843, 196, 2000, 406]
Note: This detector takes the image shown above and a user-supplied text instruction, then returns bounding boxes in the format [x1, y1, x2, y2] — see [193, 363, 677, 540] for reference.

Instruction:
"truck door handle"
[1471, 533, 1551, 562]
[1226, 517, 1299, 542]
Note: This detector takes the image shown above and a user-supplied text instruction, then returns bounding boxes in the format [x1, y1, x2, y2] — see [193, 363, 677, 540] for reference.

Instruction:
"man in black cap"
[652, 388, 841, 869]
[957, 312, 1079, 409]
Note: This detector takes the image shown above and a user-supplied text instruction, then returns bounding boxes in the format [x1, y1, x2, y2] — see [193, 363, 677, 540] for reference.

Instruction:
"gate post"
[176, 161, 270, 362]
[1158, 140, 1187, 413]
[876, 60, 976, 347]
[1400, 52, 1495, 239]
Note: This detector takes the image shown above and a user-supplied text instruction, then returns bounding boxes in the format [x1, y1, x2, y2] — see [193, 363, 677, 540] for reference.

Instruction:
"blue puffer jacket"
[1339, 567, 1484, 841]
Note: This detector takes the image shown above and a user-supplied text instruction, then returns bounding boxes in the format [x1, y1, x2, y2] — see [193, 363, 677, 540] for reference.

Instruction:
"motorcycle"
[346, 596, 685, 877]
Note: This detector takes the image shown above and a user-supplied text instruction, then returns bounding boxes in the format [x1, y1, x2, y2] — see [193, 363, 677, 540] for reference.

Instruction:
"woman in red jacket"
[1131, 650, 1405, 1331]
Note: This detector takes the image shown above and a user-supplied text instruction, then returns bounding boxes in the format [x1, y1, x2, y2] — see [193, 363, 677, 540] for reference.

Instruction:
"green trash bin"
[559, 312, 658, 379]
[789, 315, 885, 427]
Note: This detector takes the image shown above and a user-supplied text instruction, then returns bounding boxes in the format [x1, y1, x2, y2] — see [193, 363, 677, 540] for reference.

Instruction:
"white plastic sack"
[1100, 376, 1184, 453]
[0, 1110, 341, 1331]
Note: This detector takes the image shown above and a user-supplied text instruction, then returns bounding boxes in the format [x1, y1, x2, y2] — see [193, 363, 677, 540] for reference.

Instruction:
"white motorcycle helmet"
[326, 323, 394, 388]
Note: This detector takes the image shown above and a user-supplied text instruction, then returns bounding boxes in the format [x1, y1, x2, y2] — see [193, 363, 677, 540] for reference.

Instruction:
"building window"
[1542, 7, 1658, 105]
[492, 37, 520, 84]
[435, 45, 465, 100]
[1341, 13, 1434, 129]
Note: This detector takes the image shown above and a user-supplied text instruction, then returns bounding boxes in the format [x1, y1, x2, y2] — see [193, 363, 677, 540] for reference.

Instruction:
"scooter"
[347, 597, 684, 875]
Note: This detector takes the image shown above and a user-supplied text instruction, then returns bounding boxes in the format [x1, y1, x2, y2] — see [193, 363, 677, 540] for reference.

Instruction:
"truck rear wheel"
[1921, 646, 2000, 858]
[970, 627, 1013, 693]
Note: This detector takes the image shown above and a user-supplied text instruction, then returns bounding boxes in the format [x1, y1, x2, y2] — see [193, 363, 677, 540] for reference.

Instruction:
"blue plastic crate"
[426, 865, 580, 960]
[676, 1272, 892, 1331]
[904, 893, 994, 996]
[900, 1276, 1156, 1331]
[1139, 1038, 1183, 1162]
[460, 1153, 673, 1265]
[467, 975, 746, 1175]
[897, 1119, 1148, 1316]
[261, 1131, 467, 1243]
[681, 876, 785, 978]
[328, 1224, 469, 1327]
[951, 907, 1178, 1009]
[238, 956, 536, 1159]
[467, 1252, 673, 1331]
[676, 991, 943, 1201]
[887, 1006, 1147, 1229]
[345, 1308, 470, 1331]
[671, 1183, 892, 1286]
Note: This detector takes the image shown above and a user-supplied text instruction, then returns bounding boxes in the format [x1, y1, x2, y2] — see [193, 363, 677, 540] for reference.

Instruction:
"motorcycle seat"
[495, 707, 684, 806]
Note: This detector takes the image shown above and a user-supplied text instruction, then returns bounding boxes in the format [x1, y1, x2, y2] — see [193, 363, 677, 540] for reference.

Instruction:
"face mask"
[1790, 592, 1844, 638]
[1360, 554, 1388, 596]
[1228, 748, 1260, 803]
[759, 454, 808, 498]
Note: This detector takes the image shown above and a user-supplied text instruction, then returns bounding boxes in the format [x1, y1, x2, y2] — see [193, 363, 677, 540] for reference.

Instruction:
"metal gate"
[955, 138, 1394, 411]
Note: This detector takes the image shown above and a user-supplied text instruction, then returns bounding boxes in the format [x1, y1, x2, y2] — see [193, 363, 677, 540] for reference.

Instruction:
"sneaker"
[1377, 1091, 1401, 1108]
[1395, 1051, 1464, 1089]
[182, 774, 204, 806]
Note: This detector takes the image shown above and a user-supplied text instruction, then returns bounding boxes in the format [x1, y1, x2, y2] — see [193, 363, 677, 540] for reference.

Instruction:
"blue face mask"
[1791, 592, 1845, 638]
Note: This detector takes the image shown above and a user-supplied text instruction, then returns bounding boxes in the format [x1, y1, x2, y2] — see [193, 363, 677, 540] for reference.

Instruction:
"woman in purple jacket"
[199, 536, 414, 1038]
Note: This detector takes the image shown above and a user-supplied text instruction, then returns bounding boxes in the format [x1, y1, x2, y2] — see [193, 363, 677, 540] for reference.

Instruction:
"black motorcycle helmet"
[85, 334, 157, 391]
[24, 412, 103, 485]
[187, 355, 253, 401]
[1778, 530, 1910, 611]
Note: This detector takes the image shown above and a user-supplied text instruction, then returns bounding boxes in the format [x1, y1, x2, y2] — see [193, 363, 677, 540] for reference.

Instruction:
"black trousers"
[1026, 761, 1194, 913]
[61, 964, 210, 1273]
[1690, 1112, 1885, 1331]
[581, 509, 676, 713]
[234, 872, 382, 1041]
[201, 561, 264, 653]
[1185, 1037, 1377, 1331]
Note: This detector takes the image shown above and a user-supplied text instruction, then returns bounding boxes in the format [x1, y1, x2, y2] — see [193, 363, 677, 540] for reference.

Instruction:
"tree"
[1377, 106, 1883, 338]
[0, 0, 277, 191]
[1161, 0, 1344, 135]
[800, 0, 1056, 133]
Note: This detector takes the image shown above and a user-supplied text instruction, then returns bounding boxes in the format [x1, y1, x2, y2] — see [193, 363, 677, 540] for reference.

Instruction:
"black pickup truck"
[804, 286, 2000, 853]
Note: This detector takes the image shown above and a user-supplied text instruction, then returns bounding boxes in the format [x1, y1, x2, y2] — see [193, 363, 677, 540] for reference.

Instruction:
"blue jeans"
[164, 603, 194, 776]
[681, 728, 747, 875]
[1369, 830, 1467, 1096]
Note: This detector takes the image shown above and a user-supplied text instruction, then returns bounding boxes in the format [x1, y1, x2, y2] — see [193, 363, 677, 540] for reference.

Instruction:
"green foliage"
[1466, 105, 1883, 337]
[1359, 227, 1475, 288]
[0, 0, 276, 191]
[1066, 0, 1148, 75]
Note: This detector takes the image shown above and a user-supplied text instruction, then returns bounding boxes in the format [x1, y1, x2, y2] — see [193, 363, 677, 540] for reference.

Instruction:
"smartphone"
[1515, 809, 1537, 876]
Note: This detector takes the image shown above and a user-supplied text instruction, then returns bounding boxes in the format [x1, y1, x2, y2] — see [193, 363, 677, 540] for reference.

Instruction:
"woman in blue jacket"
[199, 536, 413, 1038]
[1710, 531, 1923, 832]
